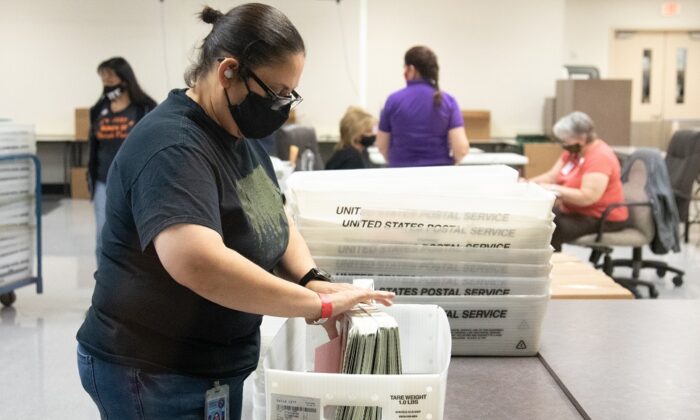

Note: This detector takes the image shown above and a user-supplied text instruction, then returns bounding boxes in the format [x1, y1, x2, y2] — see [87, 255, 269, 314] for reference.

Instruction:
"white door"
[610, 31, 665, 122]
[610, 30, 700, 148]
[662, 32, 700, 119]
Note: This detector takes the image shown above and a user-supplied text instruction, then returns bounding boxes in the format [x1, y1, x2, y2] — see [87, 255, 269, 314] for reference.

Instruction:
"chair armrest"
[595, 201, 652, 242]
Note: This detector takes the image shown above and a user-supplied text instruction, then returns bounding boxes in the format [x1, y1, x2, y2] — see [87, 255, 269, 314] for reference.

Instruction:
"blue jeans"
[93, 181, 107, 265]
[77, 344, 248, 420]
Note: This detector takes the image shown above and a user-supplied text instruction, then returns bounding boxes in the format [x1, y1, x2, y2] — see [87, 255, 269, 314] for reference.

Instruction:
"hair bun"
[200, 6, 223, 25]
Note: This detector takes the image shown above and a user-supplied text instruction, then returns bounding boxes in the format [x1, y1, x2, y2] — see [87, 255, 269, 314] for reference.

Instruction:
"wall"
[0, 0, 567, 140]
[366, 0, 566, 137]
[0, 0, 361, 138]
[7, 1, 698, 140]
[564, 0, 700, 76]
[12, 1, 696, 140]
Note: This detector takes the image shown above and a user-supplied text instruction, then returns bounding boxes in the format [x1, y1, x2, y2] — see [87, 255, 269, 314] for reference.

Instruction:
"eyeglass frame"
[217, 57, 303, 111]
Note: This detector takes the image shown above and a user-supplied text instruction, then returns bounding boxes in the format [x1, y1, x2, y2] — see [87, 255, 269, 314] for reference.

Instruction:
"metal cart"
[0, 153, 42, 307]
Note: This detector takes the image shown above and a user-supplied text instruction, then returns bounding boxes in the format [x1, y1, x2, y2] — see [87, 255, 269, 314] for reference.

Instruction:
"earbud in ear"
[224, 68, 234, 79]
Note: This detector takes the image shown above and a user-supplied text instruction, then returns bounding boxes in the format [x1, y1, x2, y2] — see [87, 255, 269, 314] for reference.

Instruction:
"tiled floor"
[562, 232, 700, 299]
[0, 198, 699, 419]
[1, 198, 99, 419]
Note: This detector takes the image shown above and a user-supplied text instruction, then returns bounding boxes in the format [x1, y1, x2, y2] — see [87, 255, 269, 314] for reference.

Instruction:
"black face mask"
[103, 84, 124, 101]
[225, 86, 290, 139]
[559, 142, 582, 154]
[360, 135, 376, 147]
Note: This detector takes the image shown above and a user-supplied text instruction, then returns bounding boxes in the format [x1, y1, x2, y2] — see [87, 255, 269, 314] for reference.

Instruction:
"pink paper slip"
[314, 336, 341, 373]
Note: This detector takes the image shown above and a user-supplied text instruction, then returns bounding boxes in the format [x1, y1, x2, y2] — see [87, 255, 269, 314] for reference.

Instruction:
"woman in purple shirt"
[376, 46, 469, 167]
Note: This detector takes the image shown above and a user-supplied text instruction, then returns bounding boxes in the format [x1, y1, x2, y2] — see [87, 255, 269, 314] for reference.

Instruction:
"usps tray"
[262, 304, 451, 420]
[400, 295, 549, 356]
[334, 275, 551, 297]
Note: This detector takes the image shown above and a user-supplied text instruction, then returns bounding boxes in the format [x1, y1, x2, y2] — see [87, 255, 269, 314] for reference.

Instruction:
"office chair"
[571, 157, 684, 299]
[274, 125, 324, 171]
[665, 130, 700, 243]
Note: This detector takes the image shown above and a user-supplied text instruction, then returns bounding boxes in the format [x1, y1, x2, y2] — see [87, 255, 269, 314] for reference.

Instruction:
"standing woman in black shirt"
[76, 4, 394, 420]
[88, 57, 156, 263]
[326, 106, 377, 170]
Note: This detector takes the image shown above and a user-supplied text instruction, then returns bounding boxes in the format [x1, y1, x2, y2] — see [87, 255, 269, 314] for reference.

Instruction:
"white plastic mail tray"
[0, 248, 32, 285]
[0, 161, 33, 182]
[0, 178, 33, 201]
[0, 225, 33, 250]
[286, 164, 518, 191]
[299, 222, 555, 250]
[288, 185, 555, 222]
[261, 304, 451, 420]
[287, 170, 531, 199]
[289, 181, 550, 201]
[315, 256, 552, 278]
[0, 198, 35, 227]
[333, 275, 551, 297]
[400, 295, 549, 356]
[307, 241, 553, 265]
[298, 214, 554, 236]
[360, 207, 555, 225]
[0, 123, 36, 157]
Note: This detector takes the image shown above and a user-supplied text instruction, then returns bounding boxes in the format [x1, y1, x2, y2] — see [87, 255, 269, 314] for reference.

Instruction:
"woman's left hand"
[304, 280, 355, 294]
[303, 281, 356, 339]
[304, 281, 394, 339]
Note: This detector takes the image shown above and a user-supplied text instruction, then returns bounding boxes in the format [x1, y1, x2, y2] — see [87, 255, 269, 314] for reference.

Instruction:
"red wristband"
[318, 293, 333, 319]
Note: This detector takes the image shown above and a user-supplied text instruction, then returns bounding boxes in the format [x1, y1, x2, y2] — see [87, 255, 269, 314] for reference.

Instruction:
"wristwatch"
[299, 267, 332, 287]
[311, 293, 333, 325]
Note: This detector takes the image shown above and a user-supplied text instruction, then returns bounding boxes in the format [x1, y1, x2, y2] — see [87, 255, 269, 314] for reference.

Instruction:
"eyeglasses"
[246, 70, 303, 111]
[217, 58, 303, 111]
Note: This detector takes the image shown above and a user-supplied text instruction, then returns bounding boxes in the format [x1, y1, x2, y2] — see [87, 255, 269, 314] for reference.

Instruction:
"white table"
[36, 135, 85, 194]
[367, 147, 528, 167]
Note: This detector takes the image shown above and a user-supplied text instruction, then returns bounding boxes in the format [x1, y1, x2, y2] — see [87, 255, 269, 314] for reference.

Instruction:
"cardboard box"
[75, 108, 90, 141]
[462, 110, 491, 140]
[543, 97, 556, 136]
[71, 167, 90, 200]
[523, 142, 561, 178]
[555, 80, 632, 146]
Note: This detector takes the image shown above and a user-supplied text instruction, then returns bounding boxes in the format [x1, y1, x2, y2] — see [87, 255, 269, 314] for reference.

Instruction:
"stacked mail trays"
[0, 124, 36, 288]
[287, 165, 555, 356]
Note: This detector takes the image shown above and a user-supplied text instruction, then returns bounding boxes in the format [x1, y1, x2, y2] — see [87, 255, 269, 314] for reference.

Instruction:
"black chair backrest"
[275, 125, 324, 170]
[665, 130, 700, 221]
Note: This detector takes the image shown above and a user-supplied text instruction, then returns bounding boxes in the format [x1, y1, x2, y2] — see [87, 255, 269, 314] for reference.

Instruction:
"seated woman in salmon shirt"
[528, 111, 628, 252]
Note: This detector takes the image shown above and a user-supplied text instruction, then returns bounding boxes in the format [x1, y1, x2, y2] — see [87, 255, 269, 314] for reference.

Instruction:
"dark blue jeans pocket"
[135, 369, 248, 420]
[77, 344, 107, 417]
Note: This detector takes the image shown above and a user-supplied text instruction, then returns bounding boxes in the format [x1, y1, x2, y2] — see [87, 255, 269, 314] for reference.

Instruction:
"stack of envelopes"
[334, 305, 402, 420]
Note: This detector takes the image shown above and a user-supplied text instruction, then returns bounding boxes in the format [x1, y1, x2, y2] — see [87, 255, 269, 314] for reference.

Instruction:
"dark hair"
[185, 3, 305, 86]
[96, 57, 156, 108]
[404, 46, 441, 106]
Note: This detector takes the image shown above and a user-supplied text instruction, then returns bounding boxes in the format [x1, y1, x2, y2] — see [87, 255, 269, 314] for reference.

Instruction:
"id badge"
[205, 381, 229, 420]
[561, 161, 574, 176]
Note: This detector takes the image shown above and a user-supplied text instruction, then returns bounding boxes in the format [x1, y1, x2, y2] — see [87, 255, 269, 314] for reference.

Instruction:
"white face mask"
[103, 84, 124, 101]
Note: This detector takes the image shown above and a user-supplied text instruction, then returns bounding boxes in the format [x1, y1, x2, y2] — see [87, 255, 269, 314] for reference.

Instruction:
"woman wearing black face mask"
[76, 5, 394, 420]
[87, 57, 156, 264]
[326, 106, 377, 170]
[528, 111, 628, 251]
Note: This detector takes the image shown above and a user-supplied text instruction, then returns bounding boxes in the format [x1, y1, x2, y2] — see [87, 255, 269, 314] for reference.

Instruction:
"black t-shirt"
[77, 89, 290, 377]
[93, 103, 140, 182]
[325, 146, 369, 170]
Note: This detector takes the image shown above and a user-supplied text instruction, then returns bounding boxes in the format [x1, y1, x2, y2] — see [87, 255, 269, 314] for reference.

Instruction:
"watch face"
[315, 268, 332, 281]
